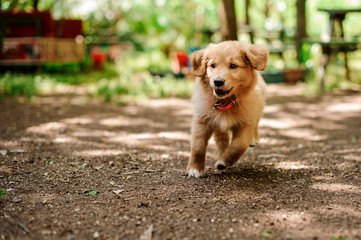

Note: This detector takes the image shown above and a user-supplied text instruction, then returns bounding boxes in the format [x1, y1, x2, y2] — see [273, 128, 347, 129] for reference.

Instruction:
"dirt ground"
[0, 84, 360, 240]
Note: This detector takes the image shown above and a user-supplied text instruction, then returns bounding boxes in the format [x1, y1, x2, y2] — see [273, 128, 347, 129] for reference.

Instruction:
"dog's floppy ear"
[190, 49, 206, 77]
[244, 45, 269, 71]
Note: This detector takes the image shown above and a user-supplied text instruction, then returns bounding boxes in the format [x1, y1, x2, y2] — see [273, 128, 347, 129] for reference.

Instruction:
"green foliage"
[2, 0, 361, 95]
[317, 0, 361, 9]
[88, 190, 98, 195]
[2, 0, 361, 46]
[94, 73, 193, 104]
[333, 237, 349, 240]
[0, 189, 6, 200]
[0, 73, 38, 96]
[304, 53, 361, 94]
[262, 232, 273, 238]
[92, 51, 193, 104]
[0, 51, 193, 103]
[0, 64, 119, 97]
[76, 189, 98, 195]
[307, 0, 361, 38]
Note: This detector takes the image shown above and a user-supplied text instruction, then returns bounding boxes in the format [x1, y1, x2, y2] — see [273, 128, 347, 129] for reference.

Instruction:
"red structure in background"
[171, 50, 190, 76]
[91, 52, 106, 70]
[55, 19, 83, 39]
[0, 10, 85, 65]
[0, 11, 55, 37]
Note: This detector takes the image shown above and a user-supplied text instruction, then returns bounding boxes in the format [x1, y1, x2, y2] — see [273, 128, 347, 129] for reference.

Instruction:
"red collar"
[212, 96, 238, 111]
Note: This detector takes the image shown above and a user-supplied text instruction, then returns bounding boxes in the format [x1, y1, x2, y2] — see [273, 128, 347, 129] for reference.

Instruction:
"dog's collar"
[212, 95, 238, 111]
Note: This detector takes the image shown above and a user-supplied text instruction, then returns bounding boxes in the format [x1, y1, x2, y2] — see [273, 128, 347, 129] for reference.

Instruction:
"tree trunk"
[296, 0, 307, 63]
[245, 0, 254, 43]
[33, 0, 39, 11]
[219, 0, 238, 41]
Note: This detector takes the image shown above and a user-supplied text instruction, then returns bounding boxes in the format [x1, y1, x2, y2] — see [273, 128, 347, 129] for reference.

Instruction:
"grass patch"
[93, 72, 193, 104]
[0, 64, 120, 97]
[120, 51, 172, 74]
[1, 49, 360, 100]
[0, 73, 38, 96]
[93, 50, 193, 104]
[0, 51, 193, 105]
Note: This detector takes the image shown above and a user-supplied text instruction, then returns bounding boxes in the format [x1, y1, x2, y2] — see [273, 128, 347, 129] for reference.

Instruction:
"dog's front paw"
[249, 137, 259, 147]
[215, 160, 227, 170]
[187, 168, 203, 178]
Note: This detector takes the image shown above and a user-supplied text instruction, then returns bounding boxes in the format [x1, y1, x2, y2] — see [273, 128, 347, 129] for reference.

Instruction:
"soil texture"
[1, 84, 361, 240]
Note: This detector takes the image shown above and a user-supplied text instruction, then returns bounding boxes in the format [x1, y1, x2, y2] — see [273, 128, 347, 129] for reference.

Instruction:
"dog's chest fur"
[192, 78, 252, 132]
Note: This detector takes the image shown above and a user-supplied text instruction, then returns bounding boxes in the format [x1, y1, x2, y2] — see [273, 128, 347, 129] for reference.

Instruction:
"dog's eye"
[230, 64, 238, 69]
[210, 63, 216, 68]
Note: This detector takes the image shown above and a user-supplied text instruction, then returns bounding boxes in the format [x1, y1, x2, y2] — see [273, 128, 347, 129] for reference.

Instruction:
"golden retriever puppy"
[187, 41, 268, 178]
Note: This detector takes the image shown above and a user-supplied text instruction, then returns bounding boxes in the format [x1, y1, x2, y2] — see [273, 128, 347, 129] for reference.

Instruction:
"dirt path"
[1, 84, 361, 240]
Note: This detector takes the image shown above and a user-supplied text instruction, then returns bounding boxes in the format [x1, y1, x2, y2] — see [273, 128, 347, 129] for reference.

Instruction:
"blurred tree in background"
[2, 0, 361, 50]
[219, 0, 238, 41]
[1, 0, 361, 97]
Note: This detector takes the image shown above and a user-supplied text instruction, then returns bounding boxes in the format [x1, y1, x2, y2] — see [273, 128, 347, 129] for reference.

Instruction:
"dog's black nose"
[214, 79, 225, 87]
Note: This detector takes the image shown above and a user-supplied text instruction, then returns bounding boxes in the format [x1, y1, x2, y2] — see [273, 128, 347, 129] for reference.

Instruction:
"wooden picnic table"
[304, 8, 361, 92]
[303, 38, 361, 91]
[318, 8, 361, 39]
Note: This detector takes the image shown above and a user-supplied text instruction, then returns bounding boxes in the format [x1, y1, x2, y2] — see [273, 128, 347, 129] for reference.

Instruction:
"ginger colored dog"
[187, 41, 268, 178]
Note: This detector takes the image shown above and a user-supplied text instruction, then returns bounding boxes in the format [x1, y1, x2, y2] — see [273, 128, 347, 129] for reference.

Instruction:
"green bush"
[94, 72, 193, 104]
[0, 52, 194, 103]
[0, 64, 120, 97]
[0, 73, 38, 96]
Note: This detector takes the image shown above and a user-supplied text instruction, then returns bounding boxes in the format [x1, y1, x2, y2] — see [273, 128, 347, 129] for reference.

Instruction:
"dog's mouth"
[214, 88, 233, 98]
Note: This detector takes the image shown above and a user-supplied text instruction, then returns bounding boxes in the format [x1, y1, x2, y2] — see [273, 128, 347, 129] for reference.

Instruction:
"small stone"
[0, 150, 7, 156]
[12, 197, 22, 203]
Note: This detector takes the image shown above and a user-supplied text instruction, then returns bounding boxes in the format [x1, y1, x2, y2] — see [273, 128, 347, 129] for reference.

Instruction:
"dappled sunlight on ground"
[3, 97, 192, 173]
[274, 161, 317, 170]
[261, 210, 314, 235]
[282, 128, 328, 141]
[1, 84, 361, 240]
[73, 149, 127, 157]
[261, 85, 361, 144]
[311, 182, 361, 194]
[327, 101, 361, 112]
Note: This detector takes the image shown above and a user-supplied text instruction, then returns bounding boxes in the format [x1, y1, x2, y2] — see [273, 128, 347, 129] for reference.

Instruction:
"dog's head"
[191, 41, 268, 99]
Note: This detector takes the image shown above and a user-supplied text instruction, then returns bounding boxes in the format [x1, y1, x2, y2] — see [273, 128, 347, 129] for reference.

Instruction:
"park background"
[1, 0, 361, 101]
